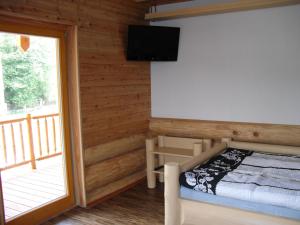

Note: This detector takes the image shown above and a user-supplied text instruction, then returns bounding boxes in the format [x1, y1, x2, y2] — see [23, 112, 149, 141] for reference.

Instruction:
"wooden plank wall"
[150, 118, 300, 147]
[0, 0, 150, 206]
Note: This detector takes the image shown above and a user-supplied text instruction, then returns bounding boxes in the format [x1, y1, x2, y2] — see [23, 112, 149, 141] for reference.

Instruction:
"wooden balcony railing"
[0, 113, 61, 171]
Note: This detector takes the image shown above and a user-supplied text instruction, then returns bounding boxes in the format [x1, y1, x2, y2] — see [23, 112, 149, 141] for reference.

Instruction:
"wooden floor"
[44, 181, 164, 225]
[1, 156, 65, 221]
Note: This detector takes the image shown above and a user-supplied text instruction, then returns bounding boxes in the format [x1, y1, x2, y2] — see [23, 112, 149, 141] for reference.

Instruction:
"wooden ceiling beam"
[145, 0, 300, 20]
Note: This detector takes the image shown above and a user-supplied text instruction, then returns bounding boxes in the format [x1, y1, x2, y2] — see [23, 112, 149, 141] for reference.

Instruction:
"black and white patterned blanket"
[180, 148, 300, 210]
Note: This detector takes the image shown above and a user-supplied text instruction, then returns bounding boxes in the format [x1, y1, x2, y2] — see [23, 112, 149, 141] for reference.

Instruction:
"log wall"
[150, 118, 300, 147]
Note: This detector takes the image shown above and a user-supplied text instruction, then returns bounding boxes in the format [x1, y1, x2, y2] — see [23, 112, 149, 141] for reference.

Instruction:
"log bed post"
[203, 139, 212, 152]
[193, 142, 203, 156]
[158, 136, 165, 183]
[165, 162, 180, 225]
[146, 138, 157, 189]
[221, 137, 232, 146]
[165, 142, 225, 225]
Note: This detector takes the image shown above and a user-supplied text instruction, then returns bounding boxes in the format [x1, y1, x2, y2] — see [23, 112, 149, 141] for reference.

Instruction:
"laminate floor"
[44, 181, 164, 225]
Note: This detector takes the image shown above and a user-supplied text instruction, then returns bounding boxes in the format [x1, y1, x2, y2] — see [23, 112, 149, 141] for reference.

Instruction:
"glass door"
[0, 20, 74, 225]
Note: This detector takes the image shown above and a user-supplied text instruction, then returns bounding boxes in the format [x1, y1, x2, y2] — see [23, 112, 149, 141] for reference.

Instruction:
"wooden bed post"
[193, 142, 203, 156]
[203, 139, 212, 152]
[165, 162, 180, 225]
[158, 136, 165, 183]
[146, 138, 156, 189]
[221, 137, 232, 146]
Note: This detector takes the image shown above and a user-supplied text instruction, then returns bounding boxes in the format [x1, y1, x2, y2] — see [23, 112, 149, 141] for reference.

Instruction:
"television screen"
[127, 25, 180, 61]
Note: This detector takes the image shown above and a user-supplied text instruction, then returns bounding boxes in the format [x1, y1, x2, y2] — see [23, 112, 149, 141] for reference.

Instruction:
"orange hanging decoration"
[19, 35, 30, 52]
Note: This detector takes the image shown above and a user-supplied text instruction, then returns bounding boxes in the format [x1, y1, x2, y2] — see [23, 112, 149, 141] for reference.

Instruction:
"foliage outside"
[0, 33, 58, 115]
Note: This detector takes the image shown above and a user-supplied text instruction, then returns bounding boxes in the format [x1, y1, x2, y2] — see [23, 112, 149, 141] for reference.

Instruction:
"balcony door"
[0, 19, 74, 225]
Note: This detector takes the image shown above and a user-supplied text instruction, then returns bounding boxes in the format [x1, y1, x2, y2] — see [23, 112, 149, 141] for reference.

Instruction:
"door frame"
[0, 17, 75, 225]
[0, 174, 4, 225]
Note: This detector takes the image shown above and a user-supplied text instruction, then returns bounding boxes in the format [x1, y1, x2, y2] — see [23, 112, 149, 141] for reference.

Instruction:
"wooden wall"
[150, 118, 300, 147]
[0, 0, 150, 206]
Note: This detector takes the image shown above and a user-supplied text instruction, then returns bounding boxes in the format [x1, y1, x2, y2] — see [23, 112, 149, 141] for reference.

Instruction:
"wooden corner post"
[165, 162, 180, 225]
[26, 114, 36, 169]
[146, 138, 156, 189]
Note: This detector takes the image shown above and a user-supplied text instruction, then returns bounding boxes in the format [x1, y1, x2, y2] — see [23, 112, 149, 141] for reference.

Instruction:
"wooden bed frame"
[146, 135, 212, 188]
[165, 138, 300, 225]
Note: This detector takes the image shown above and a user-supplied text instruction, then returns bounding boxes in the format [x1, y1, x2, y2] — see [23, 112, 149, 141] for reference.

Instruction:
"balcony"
[0, 113, 66, 221]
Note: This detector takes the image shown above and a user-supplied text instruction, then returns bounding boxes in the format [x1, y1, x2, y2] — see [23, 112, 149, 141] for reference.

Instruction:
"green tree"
[0, 34, 50, 112]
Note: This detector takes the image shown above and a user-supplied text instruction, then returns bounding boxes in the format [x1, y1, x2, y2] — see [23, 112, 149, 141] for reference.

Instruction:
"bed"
[164, 138, 300, 225]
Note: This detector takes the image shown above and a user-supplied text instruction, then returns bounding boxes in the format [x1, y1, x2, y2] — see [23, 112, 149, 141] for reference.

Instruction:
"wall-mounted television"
[127, 25, 180, 61]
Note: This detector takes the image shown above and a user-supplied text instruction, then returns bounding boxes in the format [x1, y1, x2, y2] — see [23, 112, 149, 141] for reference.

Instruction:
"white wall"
[151, 5, 300, 125]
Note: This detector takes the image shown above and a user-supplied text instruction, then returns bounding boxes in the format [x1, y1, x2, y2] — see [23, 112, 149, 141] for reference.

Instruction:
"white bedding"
[217, 152, 300, 210]
[180, 149, 300, 210]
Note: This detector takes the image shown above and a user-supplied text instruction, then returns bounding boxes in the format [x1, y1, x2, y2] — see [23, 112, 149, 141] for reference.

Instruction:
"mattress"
[179, 147, 300, 218]
[180, 186, 300, 221]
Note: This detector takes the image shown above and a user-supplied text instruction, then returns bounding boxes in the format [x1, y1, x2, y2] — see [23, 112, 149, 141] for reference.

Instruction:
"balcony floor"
[1, 156, 65, 221]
